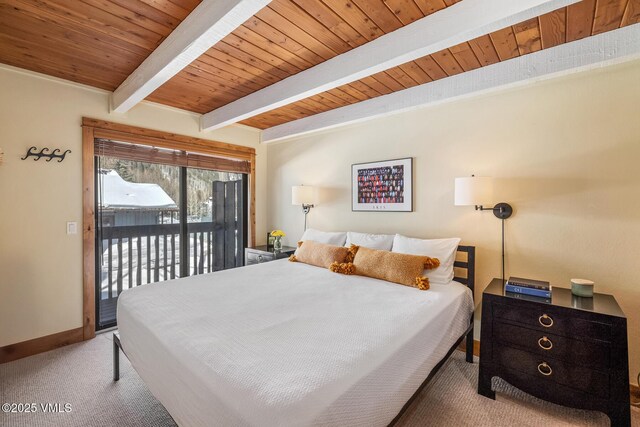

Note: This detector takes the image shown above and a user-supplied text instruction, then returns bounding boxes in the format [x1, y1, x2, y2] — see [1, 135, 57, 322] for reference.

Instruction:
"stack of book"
[505, 276, 551, 303]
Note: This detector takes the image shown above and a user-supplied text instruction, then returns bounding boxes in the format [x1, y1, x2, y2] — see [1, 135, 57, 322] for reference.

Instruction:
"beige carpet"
[1, 333, 638, 427]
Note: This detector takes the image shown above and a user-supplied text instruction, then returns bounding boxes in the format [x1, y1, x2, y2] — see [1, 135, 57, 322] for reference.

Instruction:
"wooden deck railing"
[98, 222, 242, 301]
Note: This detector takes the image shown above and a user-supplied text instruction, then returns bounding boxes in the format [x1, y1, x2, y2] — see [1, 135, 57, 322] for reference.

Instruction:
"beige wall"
[0, 65, 265, 347]
[266, 59, 640, 382]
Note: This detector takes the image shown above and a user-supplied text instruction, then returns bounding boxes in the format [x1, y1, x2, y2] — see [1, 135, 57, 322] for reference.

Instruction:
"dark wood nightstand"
[478, 278, 630, 427]
[244, 245, 296, 266]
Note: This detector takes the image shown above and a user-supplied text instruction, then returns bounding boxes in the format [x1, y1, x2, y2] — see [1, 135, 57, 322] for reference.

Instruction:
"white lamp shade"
[292, 185, 315, 205]
[454, 176, 494, 206]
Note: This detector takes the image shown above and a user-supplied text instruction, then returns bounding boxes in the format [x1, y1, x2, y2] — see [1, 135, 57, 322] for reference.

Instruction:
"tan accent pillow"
[345, 244, 359, 263]
[352, 246, 440, 290]
[329, 262, 356, 275]
[327, 245, 359, 273]
[290, 240, 350, 269]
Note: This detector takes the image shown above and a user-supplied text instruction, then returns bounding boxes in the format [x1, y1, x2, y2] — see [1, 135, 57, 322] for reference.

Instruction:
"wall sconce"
[292, 185, 316, 231]
[455, 175, 513, 280]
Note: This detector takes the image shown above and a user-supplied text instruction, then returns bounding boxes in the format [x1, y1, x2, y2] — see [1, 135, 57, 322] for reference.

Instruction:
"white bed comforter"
[117, 259, 473, 427]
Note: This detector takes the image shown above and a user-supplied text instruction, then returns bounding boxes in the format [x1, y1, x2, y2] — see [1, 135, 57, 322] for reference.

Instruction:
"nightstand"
[245, 245, 296, 266]
[478, 278, 630, 427]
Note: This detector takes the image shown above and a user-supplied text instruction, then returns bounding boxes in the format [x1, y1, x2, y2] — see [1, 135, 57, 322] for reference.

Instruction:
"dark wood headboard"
[453, 245, 475, 300]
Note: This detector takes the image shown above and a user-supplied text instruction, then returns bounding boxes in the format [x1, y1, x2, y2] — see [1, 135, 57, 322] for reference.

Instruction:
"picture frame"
[352, 157, 413, 212]
[266, 233, 276, 250]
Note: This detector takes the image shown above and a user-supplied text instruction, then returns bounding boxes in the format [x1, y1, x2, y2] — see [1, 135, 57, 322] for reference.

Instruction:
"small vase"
[274, 236, 283, 251]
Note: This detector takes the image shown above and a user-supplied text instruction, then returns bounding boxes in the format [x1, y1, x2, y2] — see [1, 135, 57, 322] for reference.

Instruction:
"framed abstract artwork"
[352, 157, 413, 212]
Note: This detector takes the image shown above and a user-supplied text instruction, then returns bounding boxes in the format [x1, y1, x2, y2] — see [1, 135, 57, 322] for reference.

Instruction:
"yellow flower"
[270, 230, 286, 237]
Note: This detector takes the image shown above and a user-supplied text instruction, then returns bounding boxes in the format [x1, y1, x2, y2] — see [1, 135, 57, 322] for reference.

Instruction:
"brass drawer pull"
[537, 362, 552, 376]
[538, 336, 553, 350]
[538, 314, 554, 328]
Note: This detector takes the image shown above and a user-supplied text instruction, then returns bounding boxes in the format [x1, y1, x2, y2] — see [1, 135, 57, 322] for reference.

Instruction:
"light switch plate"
[67, 222, 78, 235]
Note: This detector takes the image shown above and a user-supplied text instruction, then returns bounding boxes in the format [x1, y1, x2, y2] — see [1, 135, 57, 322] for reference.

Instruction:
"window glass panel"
[96, 157, 181, 329]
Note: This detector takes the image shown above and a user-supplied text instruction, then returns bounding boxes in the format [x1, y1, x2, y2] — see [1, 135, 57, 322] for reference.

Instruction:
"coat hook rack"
[21, 147, 71, 162]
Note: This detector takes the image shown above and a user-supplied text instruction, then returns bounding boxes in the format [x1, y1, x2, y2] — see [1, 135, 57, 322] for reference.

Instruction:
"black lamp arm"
[474, 202, 513, 219]
[475, 205, 502, 212]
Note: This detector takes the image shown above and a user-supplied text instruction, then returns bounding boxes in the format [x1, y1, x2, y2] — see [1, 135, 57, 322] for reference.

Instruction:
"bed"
[115, 246, 475, 427]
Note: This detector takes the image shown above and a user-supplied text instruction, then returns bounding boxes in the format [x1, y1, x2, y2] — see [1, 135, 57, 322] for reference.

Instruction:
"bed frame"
[113, 245, 476, 425]
[388, 245, 475, 426]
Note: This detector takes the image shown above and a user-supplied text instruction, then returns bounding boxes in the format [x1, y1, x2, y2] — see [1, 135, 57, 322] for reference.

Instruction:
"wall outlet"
[66, 222, 78, 235]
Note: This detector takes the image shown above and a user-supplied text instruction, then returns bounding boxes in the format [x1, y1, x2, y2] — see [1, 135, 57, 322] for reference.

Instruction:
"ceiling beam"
[111, 0, 271, 113]
[261, 24, 640, 143]
[201, 0, 578, 131]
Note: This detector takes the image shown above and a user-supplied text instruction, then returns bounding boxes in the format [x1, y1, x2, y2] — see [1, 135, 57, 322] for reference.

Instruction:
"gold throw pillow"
[289, 240, 350, 269]
[351, 246, 440, 290]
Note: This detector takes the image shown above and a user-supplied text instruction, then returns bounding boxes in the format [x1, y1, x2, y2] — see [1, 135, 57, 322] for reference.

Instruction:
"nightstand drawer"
[494, 346, 610, 397]
[246, 251, 275, 264]
[493, 302, 612, 342]
[493, 321, 611, 369]
[245, 246, 296, 266]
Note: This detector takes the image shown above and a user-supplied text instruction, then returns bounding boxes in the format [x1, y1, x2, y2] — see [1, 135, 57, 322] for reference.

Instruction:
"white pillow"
[300, 228, 347, 246]
[345, 232, 394, 251]
[391, 234, 461, 285]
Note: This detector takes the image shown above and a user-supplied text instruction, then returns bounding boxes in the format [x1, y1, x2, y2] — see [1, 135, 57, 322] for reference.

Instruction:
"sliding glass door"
[95, 148, 247, 330]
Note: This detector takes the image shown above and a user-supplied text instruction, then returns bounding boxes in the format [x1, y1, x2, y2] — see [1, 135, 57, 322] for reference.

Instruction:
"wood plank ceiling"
[228, 0, 639, 129]
[1, 0, 638, 130]
[0, 0, 202, 90]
